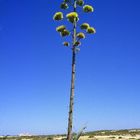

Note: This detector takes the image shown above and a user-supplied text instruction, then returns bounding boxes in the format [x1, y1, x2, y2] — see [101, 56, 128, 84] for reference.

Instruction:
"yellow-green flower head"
[63, 42, 70, 47]
[60, 30, 70, 37]
[75, 41, 81, 46]
[56, 25, 66, 32]
[64, 0, 70, 3]
[83, 5, 94, 13]
[76, 0, 84, 6]
[66, 12, 79, 23]
[77, 32, 85, 39]
[80, 23, 90, 30]
[87, 27, 96, 34]
[53, 12, 63, 21]
[60, 2, 69, 9]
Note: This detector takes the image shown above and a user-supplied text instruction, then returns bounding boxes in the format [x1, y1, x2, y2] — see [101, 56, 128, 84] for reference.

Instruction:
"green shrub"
[109, 136, 116, 138]
[47, 136, 53, 140]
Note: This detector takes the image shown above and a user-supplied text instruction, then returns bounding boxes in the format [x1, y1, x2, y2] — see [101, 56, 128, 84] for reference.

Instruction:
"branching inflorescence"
[53, 0, 96, 51]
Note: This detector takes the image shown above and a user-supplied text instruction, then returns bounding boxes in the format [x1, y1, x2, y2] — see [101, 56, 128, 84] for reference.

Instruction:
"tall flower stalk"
[53, 1, 96, 140]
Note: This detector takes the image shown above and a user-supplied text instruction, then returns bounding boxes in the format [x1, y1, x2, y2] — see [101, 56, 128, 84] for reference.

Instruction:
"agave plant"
[53, 1, 96, 140]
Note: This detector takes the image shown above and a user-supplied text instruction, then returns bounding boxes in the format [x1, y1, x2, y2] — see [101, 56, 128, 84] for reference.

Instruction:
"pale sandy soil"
[79, 135, 140, 140]
[54, 135, 140, 140]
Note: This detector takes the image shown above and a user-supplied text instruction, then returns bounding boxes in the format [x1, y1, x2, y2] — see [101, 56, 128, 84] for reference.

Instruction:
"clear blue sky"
[0, 0, 140, 135]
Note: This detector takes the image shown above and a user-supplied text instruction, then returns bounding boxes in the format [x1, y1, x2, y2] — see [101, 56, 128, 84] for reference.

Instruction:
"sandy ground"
[1, 134, 140, 140]
[54, 135, 140, 140]
[79, 135, 140, 140]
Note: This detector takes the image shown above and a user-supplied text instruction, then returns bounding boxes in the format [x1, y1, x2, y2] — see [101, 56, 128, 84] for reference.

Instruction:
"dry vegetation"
[1, 129, 140, 140]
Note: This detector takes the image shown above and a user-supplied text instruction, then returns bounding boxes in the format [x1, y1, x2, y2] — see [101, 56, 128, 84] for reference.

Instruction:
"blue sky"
[0, 0, 140, 135]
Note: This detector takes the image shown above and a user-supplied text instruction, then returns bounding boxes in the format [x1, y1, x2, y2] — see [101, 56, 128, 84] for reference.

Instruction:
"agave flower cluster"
[53, 0, 96, 50]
